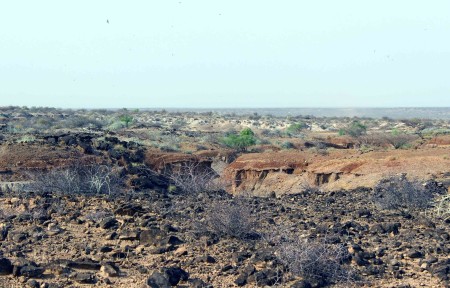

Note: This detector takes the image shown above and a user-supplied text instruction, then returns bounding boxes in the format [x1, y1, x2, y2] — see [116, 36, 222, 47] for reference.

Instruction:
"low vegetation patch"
[221, 128, 257, 151]
[203, 198, 258, 240]
[26, 164, 123, 196]
[373, 175, 433, 211]
[275, 234, 355, 286]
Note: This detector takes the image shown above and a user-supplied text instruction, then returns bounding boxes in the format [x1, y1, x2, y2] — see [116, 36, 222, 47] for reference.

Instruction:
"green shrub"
[107, 121, 126, 131]
[384, 131, 417, 149]
[240, 127, 255, 137]
[286, 122, 308, 136]
[339, 121, 367, 138]
[280, 141, 295, 149]
[222, 128, 256, 151]
[119, 114, 133, 128]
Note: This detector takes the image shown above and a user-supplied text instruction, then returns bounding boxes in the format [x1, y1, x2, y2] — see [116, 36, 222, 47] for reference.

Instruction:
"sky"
[1, 1, 450, 108]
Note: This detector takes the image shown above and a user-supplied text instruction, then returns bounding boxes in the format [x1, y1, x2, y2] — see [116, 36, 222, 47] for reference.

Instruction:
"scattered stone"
[100, 217, 118, 229]
[140, 228, 166, 246]
[290, 280, 312, 288]
[68, 259, 101, 270]
[47, 223, 62, 236]
[114, 203, 146, 216]
[19, 265, 45, 278]
[0, 257, 13, 275]
[161, 267, 189, 286]
[174, 246, 188, 257]
[234, 273, 247, 286]
[408, 250, 423, 259]
[100, 263, 119, 277]
[73, 272, 97, 284]
[26, 279, 39, 288]
[99, 246, 113, 253]
[147, 271, 171, 288]
[119, 230, 139, 240]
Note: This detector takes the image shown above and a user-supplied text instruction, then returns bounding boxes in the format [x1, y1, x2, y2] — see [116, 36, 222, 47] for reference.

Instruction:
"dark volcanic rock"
[234, 273, 247, 286]
[161, 267, 189, 286]
[19, 265, 45, 278]
[290, 280, 312, 288]
[0, 258, 13, 275]
[114, 203, 146, 216]
[100, 217, 118, 229]
[407, 250, 423, 259]
[73, 272, 97, 284]
[147, 271, 171, 288]
[26, 279, 40, 288]
[61, 135, 77, 146]
[68, 259, 101, 270]
[247, 269, 281, 286]
[96, 140, 113, 151]
[140, 228, 167, 246]
[119, 230, 139, 240]
[188, 278, 210, 288]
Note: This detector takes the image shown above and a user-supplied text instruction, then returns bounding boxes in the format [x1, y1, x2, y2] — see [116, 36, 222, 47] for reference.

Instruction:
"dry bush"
[167, 161, 219, 195]
[434, 194, 450, 221]
[357, 133, 418, 149]
[383, 133, 418, 149]
[356, 133, 388, 148]
[274, 233, 355, 286]
[27, 164, 123, 196]
[373, 175, 433, 211]
[202, 198, 258, 240]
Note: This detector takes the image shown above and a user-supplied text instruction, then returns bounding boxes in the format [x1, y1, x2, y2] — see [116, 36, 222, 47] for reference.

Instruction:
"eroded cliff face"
[224, 148, 450, 196]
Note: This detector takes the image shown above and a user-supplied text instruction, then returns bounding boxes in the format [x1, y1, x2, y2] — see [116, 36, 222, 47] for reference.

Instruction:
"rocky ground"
[0, 107, 449, 287]
[1, 183, 450, 288]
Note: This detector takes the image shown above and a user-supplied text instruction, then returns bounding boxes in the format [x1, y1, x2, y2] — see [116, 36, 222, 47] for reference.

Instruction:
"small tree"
[240, 127, 255, 136]
[119, 114, 133, 128]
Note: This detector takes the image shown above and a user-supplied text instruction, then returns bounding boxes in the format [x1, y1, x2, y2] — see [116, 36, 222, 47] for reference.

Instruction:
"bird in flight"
[107, 19, 109, 24]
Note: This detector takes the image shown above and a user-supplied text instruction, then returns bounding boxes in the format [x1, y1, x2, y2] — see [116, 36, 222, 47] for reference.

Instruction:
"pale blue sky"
[1, 1, 449, 108]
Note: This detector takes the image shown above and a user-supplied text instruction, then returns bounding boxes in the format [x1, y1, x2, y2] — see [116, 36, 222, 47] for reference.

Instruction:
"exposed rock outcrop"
[224, 149, 450, 196]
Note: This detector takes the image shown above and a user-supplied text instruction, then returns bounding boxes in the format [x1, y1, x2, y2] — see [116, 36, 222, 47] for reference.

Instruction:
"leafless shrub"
[373, 175, 433, 211]
[202, 198, 258, 240]
[167, 161, 219, 194]
[275, 233, 355, 286]
[27, 164, 123, 196]
[62, 116, 105, 129]
[433, 194, 450, 222]
[356, 133, 388, 148]
[85, 165, 121, 194]
[383, 133, 418, 149]
[357, 133, 418, 149]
